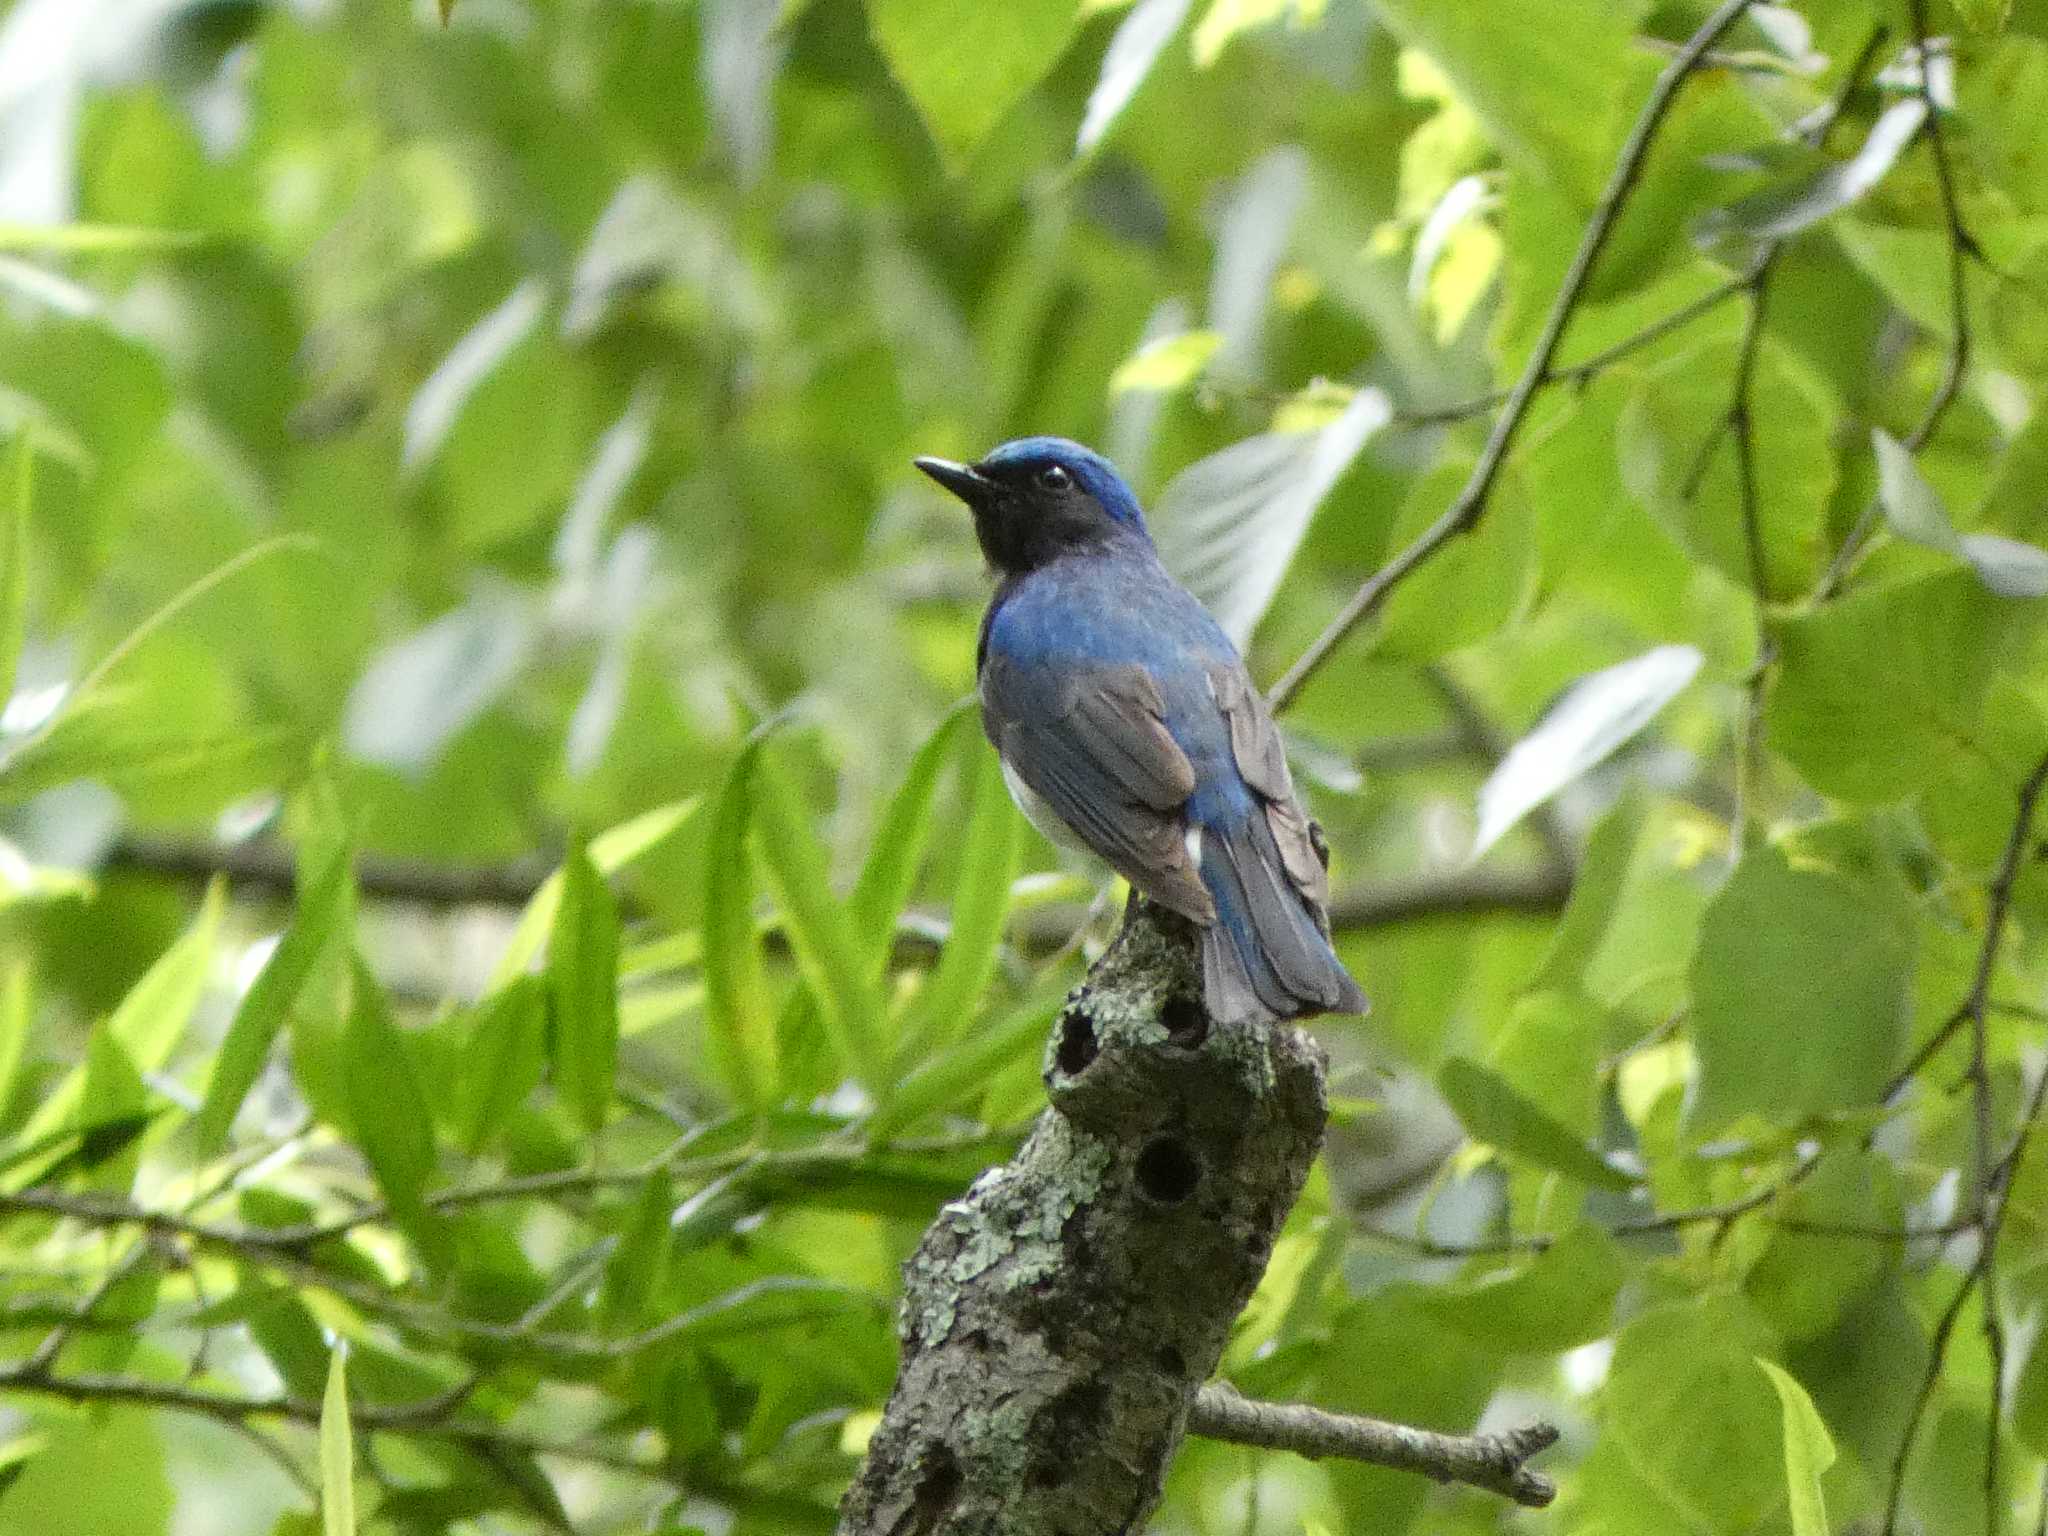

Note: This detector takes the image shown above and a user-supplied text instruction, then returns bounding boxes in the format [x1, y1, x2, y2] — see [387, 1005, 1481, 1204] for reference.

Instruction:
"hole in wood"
[1135, 1137, 1200, 1203]
[1161, 994, 1207, 1047]
[1056, 1008, 1098, 1075]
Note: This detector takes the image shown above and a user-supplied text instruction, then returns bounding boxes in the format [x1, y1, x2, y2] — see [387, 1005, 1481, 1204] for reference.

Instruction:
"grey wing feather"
[1208, 662, 1330, 912]
[983, 657, 1214, 923]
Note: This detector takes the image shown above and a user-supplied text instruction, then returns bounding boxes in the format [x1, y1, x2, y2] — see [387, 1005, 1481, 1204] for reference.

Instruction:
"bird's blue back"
[984, 538, 1255, 833]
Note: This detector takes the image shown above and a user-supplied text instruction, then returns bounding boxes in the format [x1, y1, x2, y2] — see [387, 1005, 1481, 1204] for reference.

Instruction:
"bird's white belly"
[1000, 757, 1089, 851]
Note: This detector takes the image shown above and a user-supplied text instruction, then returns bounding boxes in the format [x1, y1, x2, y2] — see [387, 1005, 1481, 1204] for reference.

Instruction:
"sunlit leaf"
[1472, 645, 1701, 858]
[848, 701, 976, 961]
[450, 979, 546, 1153]
[549, 844, 622, 1132]
[0, 435, 27, 713]
[197, 856, 350, 1150]
[1756, 1359, 1836, 1536]
[490, 799, 698, 989]
[754, 746, 887, 1094]
[895, 739, 1022, 1064]
[1872, 428, 2048, 597]
[868, 0, 1085, 167]
[703, 739, 778, 1109]
[1077, 0, 1190, 152]
[403, 280, 547, 471]
[321, 1345, 354, 1536]
[1108, 329, 1223, 395]
[343, 957, 446, 1266]
[1152, 386, 1389, 646]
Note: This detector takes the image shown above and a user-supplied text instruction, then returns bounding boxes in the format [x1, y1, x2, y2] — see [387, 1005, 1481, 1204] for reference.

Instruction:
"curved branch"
[1266, 0, 1758, 713]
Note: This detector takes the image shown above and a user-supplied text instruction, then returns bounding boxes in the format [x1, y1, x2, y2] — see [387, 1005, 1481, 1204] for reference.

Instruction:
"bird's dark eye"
[1037, 464, 1072, 493]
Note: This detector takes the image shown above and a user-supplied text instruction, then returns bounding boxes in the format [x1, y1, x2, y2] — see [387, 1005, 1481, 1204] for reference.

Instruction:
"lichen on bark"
[837, 903, 1329, 1536]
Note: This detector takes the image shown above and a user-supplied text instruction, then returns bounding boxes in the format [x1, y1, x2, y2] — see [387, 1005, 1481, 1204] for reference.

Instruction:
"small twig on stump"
[1188, 1384, 1559, 1508]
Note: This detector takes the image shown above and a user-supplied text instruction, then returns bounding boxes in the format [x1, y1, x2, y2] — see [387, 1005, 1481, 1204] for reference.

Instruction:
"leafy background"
[4, 0, 2048, 1532]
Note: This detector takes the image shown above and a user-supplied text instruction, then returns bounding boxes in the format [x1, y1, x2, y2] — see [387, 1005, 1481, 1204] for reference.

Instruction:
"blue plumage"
[915, 437, 1366, 1026]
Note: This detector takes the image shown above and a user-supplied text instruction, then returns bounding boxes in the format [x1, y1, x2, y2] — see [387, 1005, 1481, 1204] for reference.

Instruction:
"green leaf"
[1366, 0, 1638, 205]
[0, 963, 26, 1113]
[1415, 1225, 1627, 1352]
[868, 0, 1084, 167]
[451, 978, 546, 1153]
[342, 957, 445, 1265]
[1756, 1359, 1836, 1536]
[549, 845, 621, 1132]
[0, 435, 28, 712]
[0, 1409, 172, 1536]
[1696, 99, 1926, 250]
[11, 879, 224, 1164]
[847, 701, 975, 962]
[897, 740, 1021, 1062]
[1607, 1294, 1785, 1530]
[1109, 330, 1224, 394]
[1767, 570, 2042, 802]
[1690, 842, 1914, 1133]
[1436, 1055, 1637, 1191]
[1873, 429, 2048, 597]
[1871, 428, 1962, 555]
[754, 745, 887, 1094]
[197, 856, 351, 1150]
[598, 1173, 674, 1334]
[871, 986, 1064, 1140]
[321, 1344, 355, 1536]
[1618, 338, 1839, 599]
[1524, 794, 1637, 994]
[488, 798, 697, 989]
[703, 740, 777, 1109]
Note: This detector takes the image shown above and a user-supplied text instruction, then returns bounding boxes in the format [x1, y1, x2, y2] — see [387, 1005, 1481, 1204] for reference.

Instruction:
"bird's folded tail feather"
[1197, 813, 1369, 1026]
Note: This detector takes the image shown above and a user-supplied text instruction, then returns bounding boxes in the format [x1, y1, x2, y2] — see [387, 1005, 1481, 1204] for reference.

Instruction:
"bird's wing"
[1207, 662, 1330, 912]
[981, 655, 1216, 923]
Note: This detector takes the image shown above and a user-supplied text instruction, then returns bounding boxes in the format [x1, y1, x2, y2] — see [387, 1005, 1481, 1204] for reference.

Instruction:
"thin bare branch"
[1189, 1384, 1558, 1508]
[1265, 0, 1758, 713]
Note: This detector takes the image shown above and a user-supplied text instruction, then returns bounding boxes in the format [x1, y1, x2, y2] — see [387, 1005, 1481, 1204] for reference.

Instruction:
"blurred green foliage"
[5, 0, 2048, 1533]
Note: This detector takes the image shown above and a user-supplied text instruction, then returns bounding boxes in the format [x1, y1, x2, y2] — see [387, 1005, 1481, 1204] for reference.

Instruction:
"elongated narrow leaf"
[871, 987, 1064, 1140]
[1077, 0, 1192, 152]
[1152, 387, 1390, 646]
[1437, 1056, 1637, 1191]
[403, 280, 546, 471]
[753, 746, 887, 1093]
[0, 435, 28, 712]
[1473, 645, 1702, 857]
[549, 845, 621, 1131]
[452, 977, 546, 1153]
[598, 1173, 673, 1334]
[898, 741, 1021, 1063]
[1698, 98, 1927, 246]
[847, 701, 975, 965]
[321, 1344, 354, 1536]
[197, 856, 350, 1150]
[0, 962, 26, 1112]
[704, 740, 777, 1108]
[15, 880, 224, 1157]
[489, 797, 696, 987]
[342, 957, 445, 1265]
[1756, 1359, 1836, 1536]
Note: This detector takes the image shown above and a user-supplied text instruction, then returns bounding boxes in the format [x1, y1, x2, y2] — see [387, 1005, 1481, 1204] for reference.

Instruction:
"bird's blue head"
[915, 436, 1149, 575]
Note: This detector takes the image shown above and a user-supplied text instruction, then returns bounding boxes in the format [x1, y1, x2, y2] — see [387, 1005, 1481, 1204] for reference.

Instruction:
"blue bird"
[915, 436, 1367, 1026]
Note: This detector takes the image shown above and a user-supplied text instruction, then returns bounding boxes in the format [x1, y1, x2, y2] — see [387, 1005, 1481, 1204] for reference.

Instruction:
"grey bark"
[836, 902, 1327, 1536]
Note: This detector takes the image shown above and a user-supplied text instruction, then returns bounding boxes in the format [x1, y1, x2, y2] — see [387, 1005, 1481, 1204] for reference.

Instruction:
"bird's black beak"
[914, 456, 995, 506]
